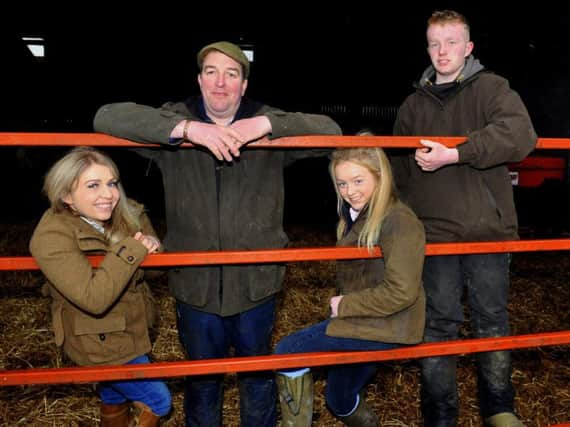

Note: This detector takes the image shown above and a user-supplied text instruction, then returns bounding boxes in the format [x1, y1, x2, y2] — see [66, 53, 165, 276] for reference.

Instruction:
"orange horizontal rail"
[3, 239, 570, 271]
[1, 133, 568, 391]
[0, 133, 567, 149]
[1, 331, 568, 386]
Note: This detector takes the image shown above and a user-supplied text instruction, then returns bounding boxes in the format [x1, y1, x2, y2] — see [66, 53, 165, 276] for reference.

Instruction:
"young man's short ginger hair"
[427, 10, 470, 40]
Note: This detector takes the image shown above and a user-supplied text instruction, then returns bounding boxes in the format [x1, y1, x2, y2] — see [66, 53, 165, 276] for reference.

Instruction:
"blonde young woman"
[274, 146, 426, 426]
[30, 147, 171, 426]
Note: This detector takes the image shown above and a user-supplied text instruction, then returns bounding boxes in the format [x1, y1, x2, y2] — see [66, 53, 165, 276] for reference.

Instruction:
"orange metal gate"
[0, 133, 568, 391]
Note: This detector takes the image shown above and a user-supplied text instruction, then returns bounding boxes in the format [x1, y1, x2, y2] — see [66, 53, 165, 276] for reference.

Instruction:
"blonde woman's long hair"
[43, 146, 141, 244]
[329, 146, 398, 250]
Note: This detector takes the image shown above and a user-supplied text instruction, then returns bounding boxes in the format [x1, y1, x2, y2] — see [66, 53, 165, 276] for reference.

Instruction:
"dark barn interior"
[1, 4, 569, 426]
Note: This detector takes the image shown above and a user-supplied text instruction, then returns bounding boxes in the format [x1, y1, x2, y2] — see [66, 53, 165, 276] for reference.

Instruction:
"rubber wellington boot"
[130, 401, 160, 427]
[276, 371, 313, 427]
[337, 397, 380, 427]
[485, 412, 524, 427]
[100, 402, 131, 426]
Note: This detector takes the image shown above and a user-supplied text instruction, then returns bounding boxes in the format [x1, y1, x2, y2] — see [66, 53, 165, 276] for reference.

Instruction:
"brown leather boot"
[130, 401, 160, 427]
[100, 402, 131, 426]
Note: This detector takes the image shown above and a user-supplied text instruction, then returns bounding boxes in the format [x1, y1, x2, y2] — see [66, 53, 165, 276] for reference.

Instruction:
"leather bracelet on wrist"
[182, 120, 191, 141]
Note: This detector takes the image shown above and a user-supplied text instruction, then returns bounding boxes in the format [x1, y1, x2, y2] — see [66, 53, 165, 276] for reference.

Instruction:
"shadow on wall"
[0, 147, 165, 225]
[2, 147, 338, 236]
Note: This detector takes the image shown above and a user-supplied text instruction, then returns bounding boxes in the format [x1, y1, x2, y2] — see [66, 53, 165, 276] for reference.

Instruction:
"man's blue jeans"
[98, 354, 172, 416]
[274, 319, 399, 415]
[421, 253, 515, 427]
[176, 297, 276, 427]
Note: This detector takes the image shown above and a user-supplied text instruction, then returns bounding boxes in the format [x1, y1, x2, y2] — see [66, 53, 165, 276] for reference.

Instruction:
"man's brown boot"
[100, 402, 131, 427]
[130, 401, 160, 427]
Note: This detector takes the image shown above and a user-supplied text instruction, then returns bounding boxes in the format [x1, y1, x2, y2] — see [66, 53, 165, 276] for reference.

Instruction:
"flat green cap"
[197, 41, 250, 78]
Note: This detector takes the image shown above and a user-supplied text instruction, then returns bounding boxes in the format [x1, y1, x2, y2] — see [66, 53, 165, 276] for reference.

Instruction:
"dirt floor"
[0, 223, 568, 426]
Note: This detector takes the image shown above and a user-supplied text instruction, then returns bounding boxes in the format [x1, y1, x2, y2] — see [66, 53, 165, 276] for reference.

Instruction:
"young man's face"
[426, 22, 474, 84]
[198, 50, 248, 123]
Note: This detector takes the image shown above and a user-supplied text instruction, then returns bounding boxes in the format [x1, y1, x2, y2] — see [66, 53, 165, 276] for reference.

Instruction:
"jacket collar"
[340, 201, 369, 242]
[185, 96, 264, 125]
[418, 55, 485, 88]
[56, 208, 106, 237]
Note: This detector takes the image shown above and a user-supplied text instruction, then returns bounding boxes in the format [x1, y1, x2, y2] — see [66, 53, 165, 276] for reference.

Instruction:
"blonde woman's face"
[62, 163, 120, 223]
[334, 161, 377, 212]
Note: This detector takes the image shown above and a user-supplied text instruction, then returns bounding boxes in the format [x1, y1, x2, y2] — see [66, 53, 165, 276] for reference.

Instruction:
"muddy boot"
[337, 396, 380, 427]
[100, 402, 131, 426]
[130, 402, 160, 427]
[276, 371, 313, 427]
[485, 412, 524, 427]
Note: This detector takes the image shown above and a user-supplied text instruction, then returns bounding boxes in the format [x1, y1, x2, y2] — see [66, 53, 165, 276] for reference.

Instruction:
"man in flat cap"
[94, 41, 341, 426]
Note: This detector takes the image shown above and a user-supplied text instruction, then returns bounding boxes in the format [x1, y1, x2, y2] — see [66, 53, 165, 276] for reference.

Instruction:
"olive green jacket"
[327, 201, 426, 344]
[94, 96, 342, 315]
[29, 201, 157, 366]
[393, 58, 537, 243]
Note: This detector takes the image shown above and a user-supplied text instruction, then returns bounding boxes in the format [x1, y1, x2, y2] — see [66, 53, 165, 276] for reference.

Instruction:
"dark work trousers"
[420, 253, 516, 427]
[176, 297, 276, 427]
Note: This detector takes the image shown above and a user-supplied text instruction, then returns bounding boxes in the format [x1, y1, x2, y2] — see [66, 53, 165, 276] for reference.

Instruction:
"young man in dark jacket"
[392, 11, 536, 427]
[94, 41, 341, 427]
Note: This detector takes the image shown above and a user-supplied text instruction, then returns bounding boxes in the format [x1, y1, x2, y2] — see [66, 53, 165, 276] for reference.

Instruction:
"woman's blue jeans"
[98, 354, 172, 416]
[274, 319, 399, 415]
[176, 297, 276, 427]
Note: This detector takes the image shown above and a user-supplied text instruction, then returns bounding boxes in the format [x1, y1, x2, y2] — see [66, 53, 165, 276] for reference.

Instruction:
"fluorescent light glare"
[243, 49, 254, 62]
[26, 44, 45, 58]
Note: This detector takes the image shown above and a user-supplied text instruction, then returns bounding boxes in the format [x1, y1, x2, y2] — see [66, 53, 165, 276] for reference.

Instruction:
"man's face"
[198, 50, 248, 123]
[426, 22, 474, 84]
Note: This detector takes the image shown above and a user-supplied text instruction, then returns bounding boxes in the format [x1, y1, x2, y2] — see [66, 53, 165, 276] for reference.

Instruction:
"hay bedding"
[0, 224, 568, 426]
